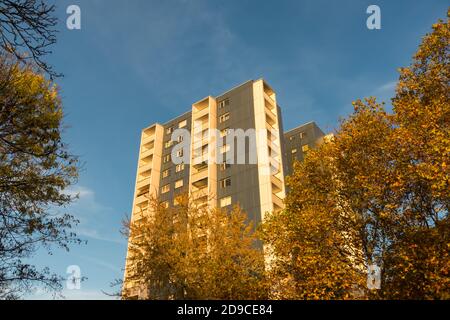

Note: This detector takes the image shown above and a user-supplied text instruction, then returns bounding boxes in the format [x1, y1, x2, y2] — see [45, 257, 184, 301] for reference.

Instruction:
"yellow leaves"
[261, 9, 450, 300]
[391, 178, 406, 192]
[124, 195, 268, 300]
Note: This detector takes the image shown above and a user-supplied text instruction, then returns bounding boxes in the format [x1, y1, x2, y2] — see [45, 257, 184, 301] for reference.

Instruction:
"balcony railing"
[193, 106, 210, 120]
[136, 177, 151, 189]
[192, 153, 208, 166]
[271, 175, 283, 193]
[265, 121, 275, 131]
[192, 177, 208, 189]
[272, 193, 284, 210]
[141, 148, 154, 159]
[266, 109, 277, 126]
[142, 135, 154, 145]
[264, 91, 276, 107]
[191, 167, 208, 183]
[135, 194, 148, 205]
[192, 137, 209, 150]
[138, 163, 152, 174]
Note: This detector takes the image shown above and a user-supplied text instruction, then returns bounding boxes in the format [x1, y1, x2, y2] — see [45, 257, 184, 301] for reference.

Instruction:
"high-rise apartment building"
[123, 79, 325, 297]
[283, 122, 326, 178]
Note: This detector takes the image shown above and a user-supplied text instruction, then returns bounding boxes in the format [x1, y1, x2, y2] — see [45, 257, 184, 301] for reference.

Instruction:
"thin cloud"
[64, 185, 95, 199]
[62, 185, 125, 245]
[77, 227, 126, 245]
[375, 81, 397, 94]
[77, 254, 123, 273]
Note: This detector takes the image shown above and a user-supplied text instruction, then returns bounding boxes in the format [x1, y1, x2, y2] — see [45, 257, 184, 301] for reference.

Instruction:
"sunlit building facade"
[123, 79, 324, 298]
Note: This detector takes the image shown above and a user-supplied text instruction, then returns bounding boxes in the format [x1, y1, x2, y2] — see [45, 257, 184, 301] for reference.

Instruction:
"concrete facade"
[123, 79, 325, 297]
[283, 121, 326, 178]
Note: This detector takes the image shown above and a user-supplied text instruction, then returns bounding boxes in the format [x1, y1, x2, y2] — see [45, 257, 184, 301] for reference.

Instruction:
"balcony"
[192, 123, 209, 138]
[133, 202, 148, 216]
[194, 107, 209, 120]
[270, 162, 281, 175]
[192, 160, 207, 170]
[142, 127, 155, 144]
[267, 137, 280, 152]
[136, 185, 149, 197]
[139, 163, 152, 174]
[193, 97, 209, 111]
[192, 177, 208, 189]
[143, 135, 154, 146]
[136, 177, 151, 190]
[192, 186, 208, 197]
[271, 175, 283, 193]
[135, 194, 148, 205]
[265, 108, 277, 126]
[191, 166, 208, 183]
[263, 82, 276, 101]
[264, 92, 276, 110]
[268, 142, 280, 159]
[192, 153, 208, 166]
[142, 140, 155, 151]
[141, 148, 154, 159]
[192, 136, 209, 150]
[272, 193, 284, 211]
[266, 121, 275, 131]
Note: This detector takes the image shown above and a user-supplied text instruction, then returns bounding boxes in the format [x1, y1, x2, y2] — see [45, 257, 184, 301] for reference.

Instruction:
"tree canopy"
[122, 194, 268, 300]
[0, 54, 80, 299]
[0, 0, 59, 77]
[261, 11, 449, 300]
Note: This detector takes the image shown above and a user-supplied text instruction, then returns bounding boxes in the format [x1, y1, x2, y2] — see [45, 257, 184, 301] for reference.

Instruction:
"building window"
[166, 127, 173, 135]
[302, 145, 309, 153]
[300, 132, 307, 139]
[175, 179, 184, 189]
[220, 163, 230, 171]
[220, 177, 231, 188]
[176, 149, 183, 157]
[161, 184, 170, 194]
[220, 196, 231, 208]
[291, 148, 297, 154]
[178, 120, 187, 128]
[177, 135, 184, 143]
[176, 163, 185, 172]
[219, 112, 230, 123]
[163, 154, 171, 163]
[164, 140, 173, 149]
[220, 128, 230, 137]
[289, 136, 294, 141]
[162, 169, 170, 178]
[218, 99, 229, 109]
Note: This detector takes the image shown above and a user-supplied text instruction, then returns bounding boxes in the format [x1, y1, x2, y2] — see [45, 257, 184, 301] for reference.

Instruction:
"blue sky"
[27, 0, 448, 299]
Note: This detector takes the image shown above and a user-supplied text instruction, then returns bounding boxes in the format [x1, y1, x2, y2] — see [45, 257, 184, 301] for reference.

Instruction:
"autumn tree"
[0, 0, 59, 77]
[0, 54, 80, 299]
[122, 194, 268, 300]
[261, 132, 369, 299]
[261, 11, 449, 299]
[379, 10, 449, 299]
